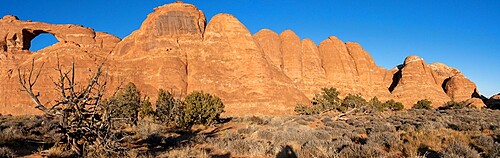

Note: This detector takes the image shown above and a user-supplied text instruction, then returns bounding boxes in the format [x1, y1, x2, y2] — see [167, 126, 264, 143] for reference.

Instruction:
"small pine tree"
[412, 99, 433, 110]
[312, 87, 341, 112]
[155, 89, 179, 124]
[108, 82, 141, 125]
[138, 97, 154, 119]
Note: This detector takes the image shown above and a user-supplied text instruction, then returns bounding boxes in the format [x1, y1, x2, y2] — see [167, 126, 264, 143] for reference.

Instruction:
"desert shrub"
[226, 139, 272, 156]
[440, 141, 480, 158]
[138, 97, 154, 119]
[158, 146, 209, 158]
[255, 129, 274, 140]
[299, 140, 338, 157]
[42, 145, 74, 158]
[182, 91, 225, 127]
[107, 82, 141, 125]
[412, 99, 433, 110]
[471, 134, 494, 153]
[294, 104, 320, 115]
[486, 143, 500, 158]
[245, 115, 269, 125]
[341, 94, 367, 111]
[237, 126, 257, 135]
[0, 147, 15, 158]
[383, 99, 405, 111]
[440, 101, 473, 110]
[339, 144, 385, 158]
[367, 132, 401, 152]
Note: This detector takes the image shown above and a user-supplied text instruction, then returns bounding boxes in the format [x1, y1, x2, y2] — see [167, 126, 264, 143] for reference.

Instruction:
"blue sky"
[2, 0, 499, 96]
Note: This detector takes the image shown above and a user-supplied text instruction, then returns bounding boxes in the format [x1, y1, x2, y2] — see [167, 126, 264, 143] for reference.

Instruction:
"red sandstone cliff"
[0, 2, 486, 116]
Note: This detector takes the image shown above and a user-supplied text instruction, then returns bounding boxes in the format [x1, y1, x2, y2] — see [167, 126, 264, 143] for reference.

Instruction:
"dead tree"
[18, 58, 124, 156]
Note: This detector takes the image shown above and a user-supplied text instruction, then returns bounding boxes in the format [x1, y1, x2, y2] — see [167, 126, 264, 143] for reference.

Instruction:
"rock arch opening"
[27, 31, 58, 52]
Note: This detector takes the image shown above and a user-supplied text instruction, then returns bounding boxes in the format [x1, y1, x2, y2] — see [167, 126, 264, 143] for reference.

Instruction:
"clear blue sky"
[2, 0, 499, 97]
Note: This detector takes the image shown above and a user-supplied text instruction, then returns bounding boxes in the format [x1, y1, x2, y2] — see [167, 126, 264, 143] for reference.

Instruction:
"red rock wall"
[0, 2, 484, 116]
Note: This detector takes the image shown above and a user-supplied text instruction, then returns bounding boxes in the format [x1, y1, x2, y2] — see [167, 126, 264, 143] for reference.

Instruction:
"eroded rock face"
[319, 36, 356, 93]
[253, 29, 283, 70]
[390, 56, 451, 108]
[0, 2, 484, 115]
[300, 39, 327, 98]
[111, 2, 206, 97]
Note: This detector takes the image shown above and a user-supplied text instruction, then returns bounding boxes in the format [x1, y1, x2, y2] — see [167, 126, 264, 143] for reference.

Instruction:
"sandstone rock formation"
[317, 37, 391, 100]
[300, 39, 328, 98]
[191, 13, 309, 116]
[0, 2, 486, 116]
[390, 56, 451, 108]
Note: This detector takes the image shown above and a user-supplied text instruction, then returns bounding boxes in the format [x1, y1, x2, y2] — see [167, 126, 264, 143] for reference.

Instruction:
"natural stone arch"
[22, 29, 60, 51]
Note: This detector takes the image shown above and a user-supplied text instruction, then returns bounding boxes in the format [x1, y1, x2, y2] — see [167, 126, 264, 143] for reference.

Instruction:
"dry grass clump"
[440, 141, 481, 158]
[158, 146, 209, 158]
[0, 147, 16, 158]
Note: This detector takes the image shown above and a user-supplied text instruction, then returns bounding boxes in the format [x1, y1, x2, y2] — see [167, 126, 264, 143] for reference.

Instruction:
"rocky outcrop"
[443, 76, 478, 101]
[486, 94, 500, 109]
[428, 63, 480, 102]
[390, 56, 451, 108]
[0, 2, 484, 116]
